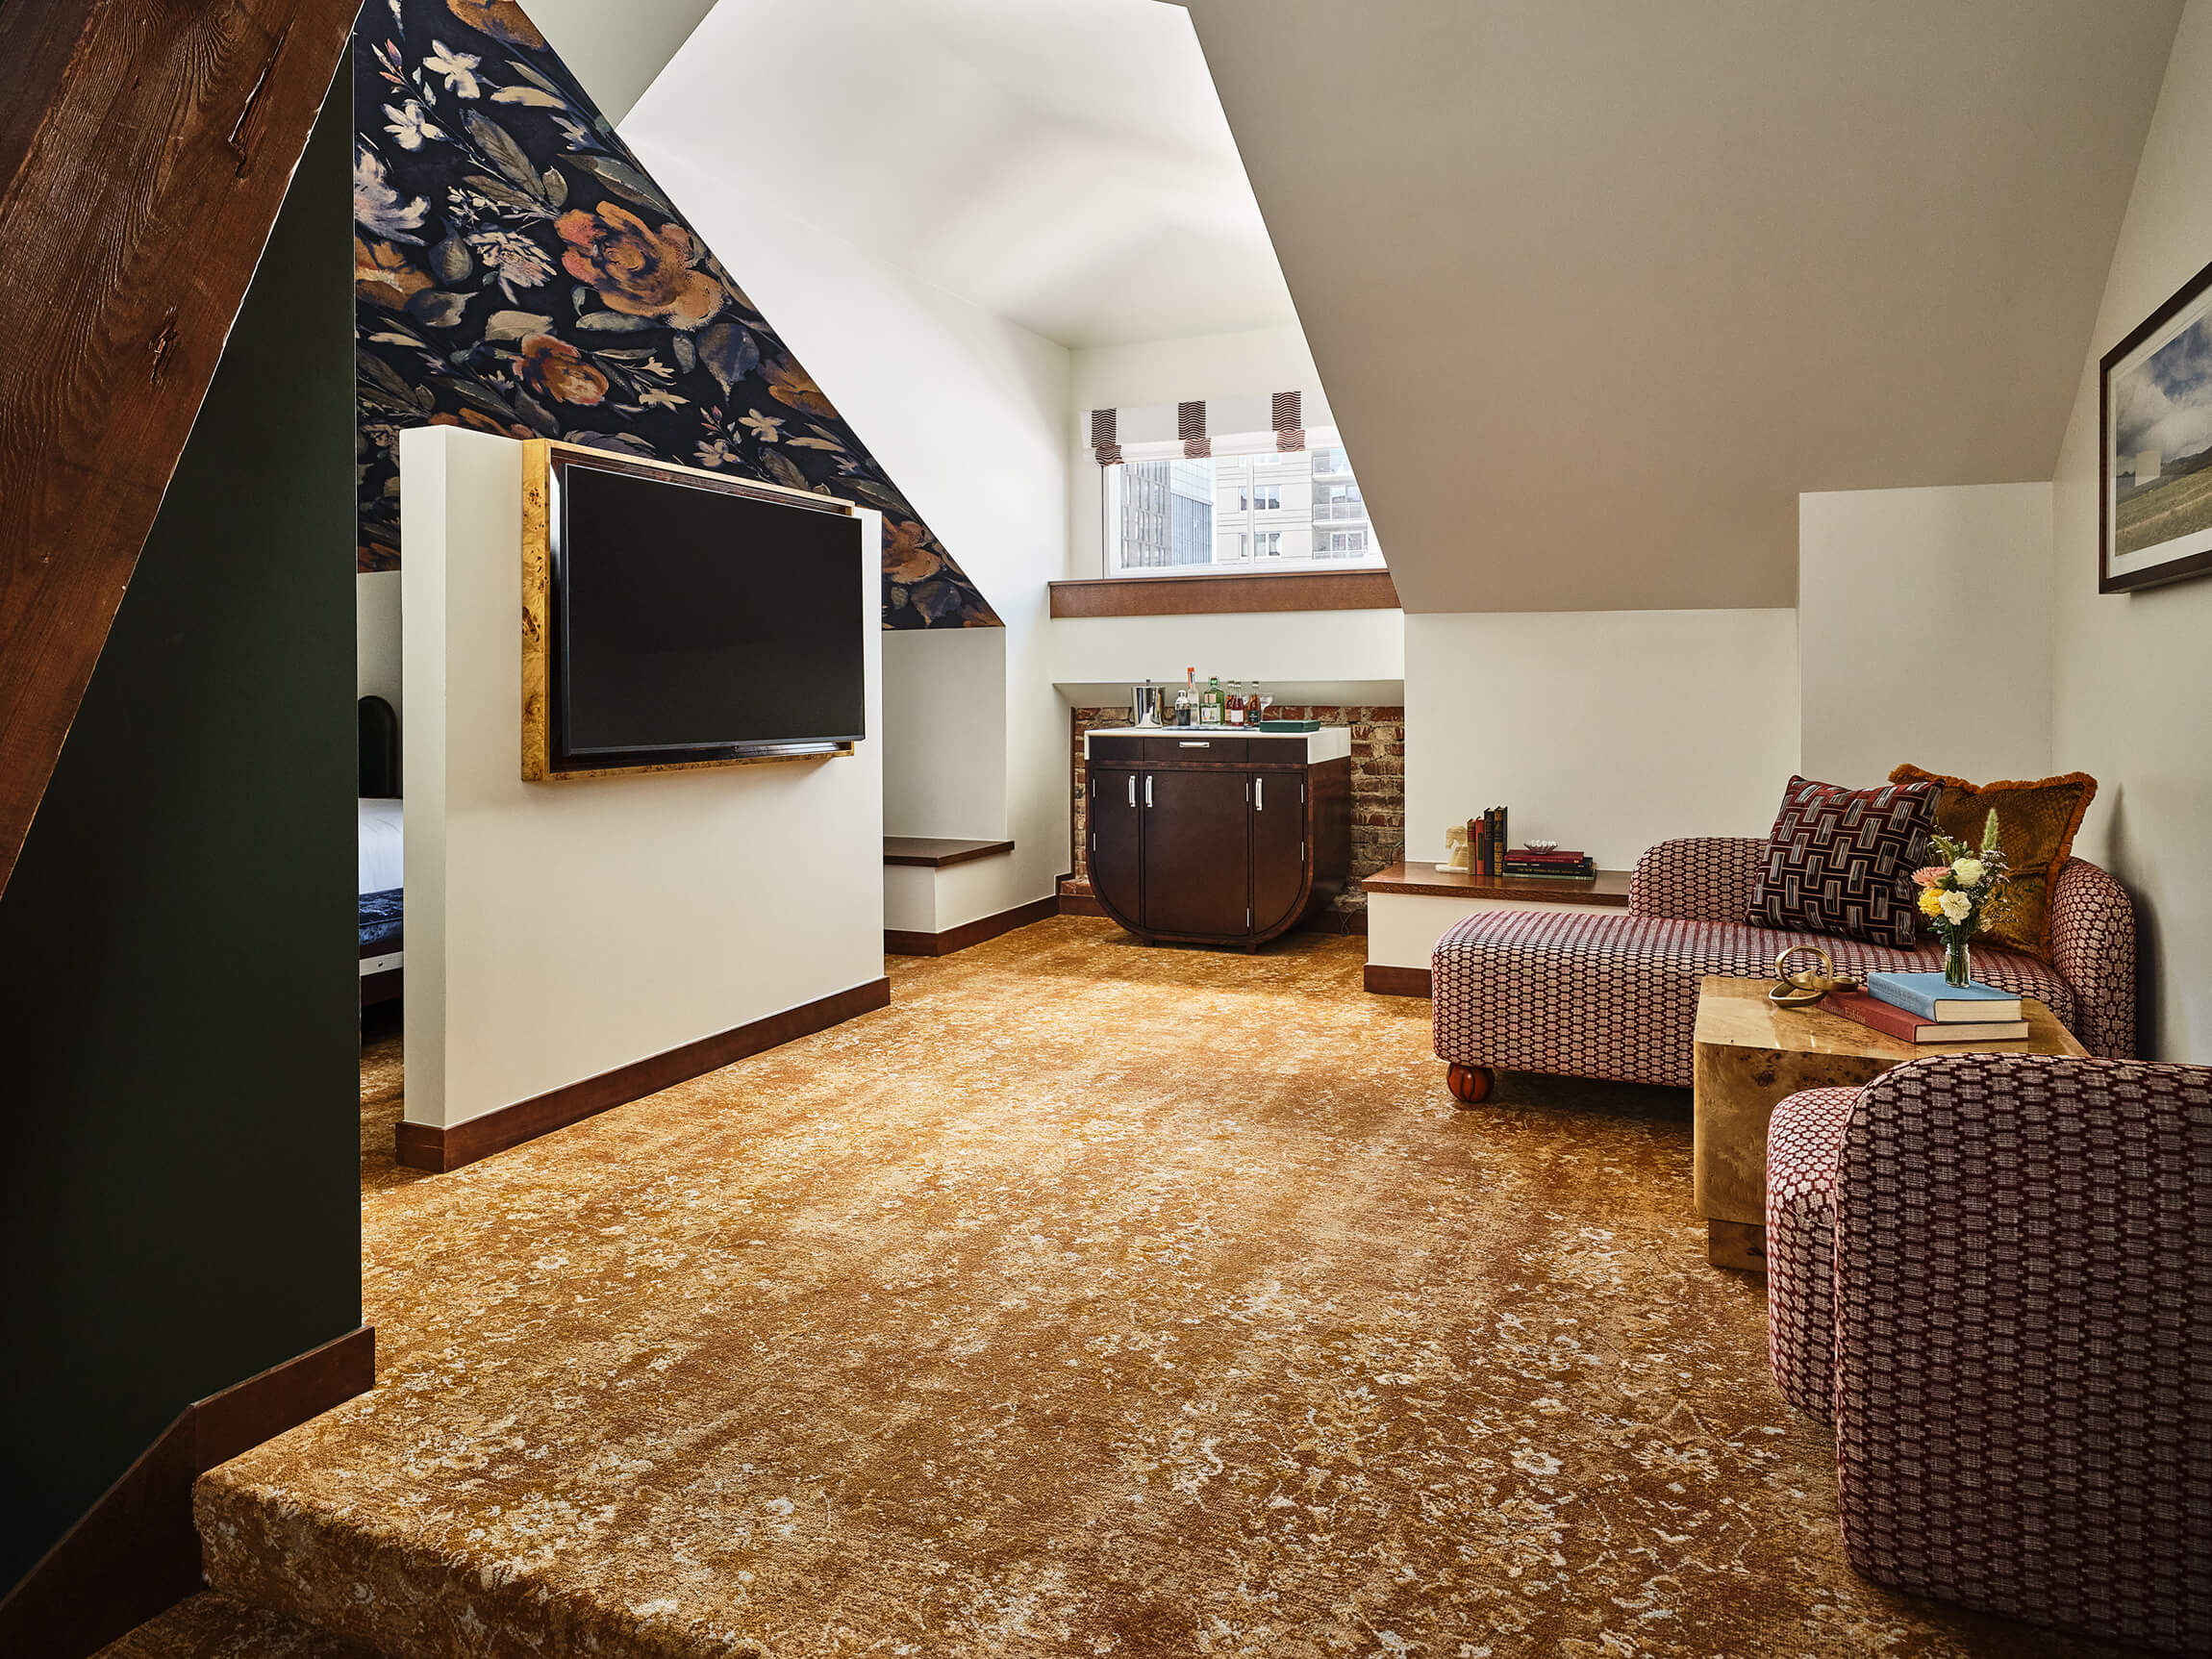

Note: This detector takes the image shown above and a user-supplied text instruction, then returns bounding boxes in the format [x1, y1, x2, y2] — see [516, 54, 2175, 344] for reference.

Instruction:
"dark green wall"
[0, 80, 362, 1593]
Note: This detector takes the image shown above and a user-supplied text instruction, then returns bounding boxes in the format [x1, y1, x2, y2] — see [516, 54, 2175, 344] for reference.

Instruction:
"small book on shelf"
[1503, 850, 1594, 877]
[1824, 989, 2029, 1045]
[1863, 971, 2023, 1024]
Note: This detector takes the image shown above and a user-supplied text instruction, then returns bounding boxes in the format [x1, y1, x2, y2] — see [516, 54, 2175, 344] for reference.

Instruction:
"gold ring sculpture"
[1767, 944, 1860, 1008]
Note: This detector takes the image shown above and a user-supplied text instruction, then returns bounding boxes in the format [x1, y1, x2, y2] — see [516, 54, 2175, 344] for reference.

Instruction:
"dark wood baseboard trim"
[1057, 891, 1109, 917]
[1048, 567, 1399, 618]
[1364, 963, 1432, 996]
[0, 1325, 374, 1659]
[394, 978, 892, 1173]
[887, 894, 1059, 958]
[1297, 908, 1369, 936]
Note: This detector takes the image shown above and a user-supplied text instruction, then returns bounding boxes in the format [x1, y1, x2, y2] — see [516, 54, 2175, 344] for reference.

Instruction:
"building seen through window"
[1106, 442, 1381, 573]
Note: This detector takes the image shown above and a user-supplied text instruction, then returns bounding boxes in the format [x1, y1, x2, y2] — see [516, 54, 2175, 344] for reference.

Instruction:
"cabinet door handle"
[1126, 774, 1136, 807]
[1177, 741, 1210, 748]
[1144, 775, 1153, 808]
[1255, 777, 1265, 811]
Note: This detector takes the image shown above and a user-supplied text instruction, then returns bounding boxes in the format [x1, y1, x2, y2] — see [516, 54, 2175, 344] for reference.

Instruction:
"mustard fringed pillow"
[1889, 765, 2097, 961]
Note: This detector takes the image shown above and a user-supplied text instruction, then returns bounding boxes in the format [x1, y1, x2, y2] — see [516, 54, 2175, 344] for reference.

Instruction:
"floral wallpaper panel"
[354, 0, 999, 628]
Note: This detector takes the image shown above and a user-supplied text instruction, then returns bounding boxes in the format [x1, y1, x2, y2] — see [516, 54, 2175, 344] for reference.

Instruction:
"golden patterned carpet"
[166, 919, 2112, 1658]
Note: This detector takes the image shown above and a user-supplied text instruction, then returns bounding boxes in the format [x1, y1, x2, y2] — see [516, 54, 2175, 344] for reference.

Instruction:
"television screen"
[551, 456, 866, 771]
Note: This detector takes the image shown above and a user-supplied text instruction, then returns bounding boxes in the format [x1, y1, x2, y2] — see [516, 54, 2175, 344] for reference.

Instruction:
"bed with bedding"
[360, 696, 403, 1007]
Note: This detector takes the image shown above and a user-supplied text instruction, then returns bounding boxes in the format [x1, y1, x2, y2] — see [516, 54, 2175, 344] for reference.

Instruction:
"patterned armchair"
[1766, 1055, 2212, 1653]
[1431, 837, 2135, 1101]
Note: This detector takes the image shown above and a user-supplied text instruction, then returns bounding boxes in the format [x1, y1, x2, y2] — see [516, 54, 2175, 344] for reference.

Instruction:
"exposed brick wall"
[1063, 705, 1405, 919]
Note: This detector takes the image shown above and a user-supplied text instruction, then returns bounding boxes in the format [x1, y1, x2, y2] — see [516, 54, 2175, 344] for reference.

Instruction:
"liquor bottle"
[1173, 688, 1191, 727]
[1204, 676, 1223, 725]
[1226, 683, 1246, 726]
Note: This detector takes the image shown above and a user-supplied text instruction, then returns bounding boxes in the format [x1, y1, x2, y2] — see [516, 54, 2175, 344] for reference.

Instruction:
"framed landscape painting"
[2101, 254, 2212, 592]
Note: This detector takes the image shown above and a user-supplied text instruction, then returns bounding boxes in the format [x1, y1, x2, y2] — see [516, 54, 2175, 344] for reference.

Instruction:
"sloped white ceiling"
[624, 0, 1299, 348]
[524, 0, 718, 125]
[1183, 0, 2183, 612]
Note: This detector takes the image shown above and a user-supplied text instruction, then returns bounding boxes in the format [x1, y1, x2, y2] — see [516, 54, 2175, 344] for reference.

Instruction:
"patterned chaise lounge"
[1430, 837, 2135, 1102]
[1765, 1055, 2212, 1653]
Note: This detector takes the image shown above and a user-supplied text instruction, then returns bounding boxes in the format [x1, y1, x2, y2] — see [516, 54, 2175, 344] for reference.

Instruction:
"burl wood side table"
[1691, 975, 2087, 1272]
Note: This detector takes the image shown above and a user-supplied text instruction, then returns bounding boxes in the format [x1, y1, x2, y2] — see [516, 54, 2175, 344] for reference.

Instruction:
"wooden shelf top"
[884, 836, 1016, 868]
[1361, 860, 1632, 906]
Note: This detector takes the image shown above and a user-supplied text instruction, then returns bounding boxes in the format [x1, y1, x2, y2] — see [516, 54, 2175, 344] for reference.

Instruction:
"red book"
[1509, 849, 1588, 863]
[1822, 989, 2028, 1045]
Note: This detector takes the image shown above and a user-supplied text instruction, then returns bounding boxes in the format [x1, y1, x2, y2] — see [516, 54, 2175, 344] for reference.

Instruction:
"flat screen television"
[536, 445, 866, 777]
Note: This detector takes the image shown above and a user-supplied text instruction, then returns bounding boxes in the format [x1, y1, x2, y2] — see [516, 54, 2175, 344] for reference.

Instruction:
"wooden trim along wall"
[887, 894, 1060, 958]
[0, 1325, 375, 1659]
[1048, 567, 1399, 619]
[0, 0, 362, 898]
[395, 978, 892, 1173]
[1364, 964, 1433, 996]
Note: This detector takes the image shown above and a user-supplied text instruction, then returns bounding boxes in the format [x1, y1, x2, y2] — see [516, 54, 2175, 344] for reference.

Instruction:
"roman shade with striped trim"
[1088, 389, 1335, 465]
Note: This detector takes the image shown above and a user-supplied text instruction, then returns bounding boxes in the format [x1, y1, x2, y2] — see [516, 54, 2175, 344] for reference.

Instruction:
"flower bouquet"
[1912, 809, 2010, 988]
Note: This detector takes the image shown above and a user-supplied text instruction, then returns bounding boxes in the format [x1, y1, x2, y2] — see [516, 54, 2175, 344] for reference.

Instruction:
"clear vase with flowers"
[1912, 810, 2011, 988]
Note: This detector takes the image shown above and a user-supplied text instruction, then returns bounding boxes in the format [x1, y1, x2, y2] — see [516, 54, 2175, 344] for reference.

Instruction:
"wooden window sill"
[1049, 567, 1399, 619]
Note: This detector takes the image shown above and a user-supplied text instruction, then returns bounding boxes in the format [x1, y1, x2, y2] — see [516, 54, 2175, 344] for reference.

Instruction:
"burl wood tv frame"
[519, 439, 863, 782]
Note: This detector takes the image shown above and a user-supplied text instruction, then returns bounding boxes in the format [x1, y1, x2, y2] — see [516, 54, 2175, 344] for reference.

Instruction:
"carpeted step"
[193, 1475, 763, 1659]
[94, 1590, 385, 1659]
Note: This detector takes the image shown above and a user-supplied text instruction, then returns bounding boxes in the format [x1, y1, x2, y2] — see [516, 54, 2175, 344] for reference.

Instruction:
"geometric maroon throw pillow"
[1746, 774, 1939, 948]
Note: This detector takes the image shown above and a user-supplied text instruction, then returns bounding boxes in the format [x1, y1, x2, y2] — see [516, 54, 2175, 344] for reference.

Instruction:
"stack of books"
[1466, 808, 1596, 880]
[1823, 972, 2028, 1043]
[1503, 848, 1596, 880]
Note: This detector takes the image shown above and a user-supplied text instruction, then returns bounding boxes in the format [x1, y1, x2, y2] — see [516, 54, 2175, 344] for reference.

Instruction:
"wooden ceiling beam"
[0, 0, 363, 896]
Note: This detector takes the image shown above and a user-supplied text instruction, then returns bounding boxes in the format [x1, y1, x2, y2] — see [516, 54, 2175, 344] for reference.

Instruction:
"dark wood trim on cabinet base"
[1048, 567, 1399, 618]
[394, 978, 892, 1173]
[1364, 964, 1432, 996]
[886, 894, 1059, 958]
[1065, 891, 1365, 936]
[0, 1325, 375, 1659]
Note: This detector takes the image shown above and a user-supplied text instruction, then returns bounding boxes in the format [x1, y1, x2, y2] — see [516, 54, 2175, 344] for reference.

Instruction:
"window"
[1315, 482, 1364, 522]
[1112, 459, 1217, 568]
[1104, 440, 1381, 575]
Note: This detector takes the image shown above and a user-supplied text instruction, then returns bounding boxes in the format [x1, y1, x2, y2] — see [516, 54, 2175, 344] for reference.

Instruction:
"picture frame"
[2099, 253, 2212, 592]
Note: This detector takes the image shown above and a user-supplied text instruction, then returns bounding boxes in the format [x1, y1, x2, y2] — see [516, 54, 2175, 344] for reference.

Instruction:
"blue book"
[1865, 971, 2023, 1023]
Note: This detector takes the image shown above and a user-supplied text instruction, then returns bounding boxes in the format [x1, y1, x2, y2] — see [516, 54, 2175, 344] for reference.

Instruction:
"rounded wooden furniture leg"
[1445, 1064, 1495, 1106]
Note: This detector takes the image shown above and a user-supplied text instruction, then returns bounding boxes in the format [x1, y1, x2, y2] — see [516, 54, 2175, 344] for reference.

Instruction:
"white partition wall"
[1798, 483, 2053, 790]
[883, 628, 1008, 841]
[400, 426, 886, 1133]
[1402, 609, 1801, 870]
